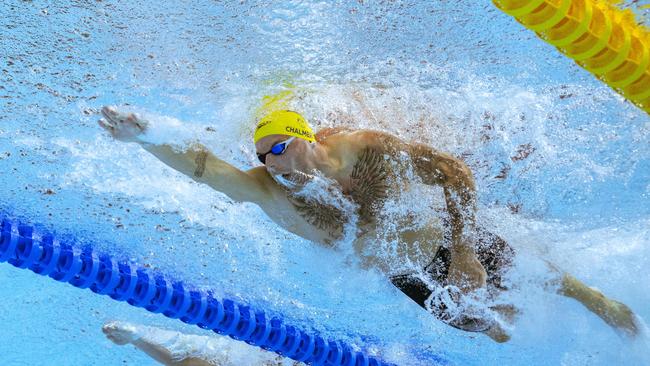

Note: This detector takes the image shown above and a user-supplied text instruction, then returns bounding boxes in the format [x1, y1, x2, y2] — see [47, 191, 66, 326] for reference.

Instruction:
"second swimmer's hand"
[98, 106, 148, 143]
[447, 251, 487, 293]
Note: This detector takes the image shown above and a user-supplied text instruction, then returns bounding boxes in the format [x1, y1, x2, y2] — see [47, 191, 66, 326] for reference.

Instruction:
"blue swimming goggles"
[257, 136, 295, 164]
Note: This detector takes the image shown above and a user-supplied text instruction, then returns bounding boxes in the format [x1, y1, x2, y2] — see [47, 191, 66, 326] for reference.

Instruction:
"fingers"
[101, 105, 130, 125]
[102, 320, 119, 335]
[126, 113, 147, 131]
[102, 320, 139, 345]
[97, 118, 117, 138]
[97, 118, 112, 130]
[98, 105, 147, 140]
[99, 106, 123, 135]
[101, 106, 118, 120]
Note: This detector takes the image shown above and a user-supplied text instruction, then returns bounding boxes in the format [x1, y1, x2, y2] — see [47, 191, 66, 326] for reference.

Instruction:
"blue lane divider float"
[0, 215, 402, 366]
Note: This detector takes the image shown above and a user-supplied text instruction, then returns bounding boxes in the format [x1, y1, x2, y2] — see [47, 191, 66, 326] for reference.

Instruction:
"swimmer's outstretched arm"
[143, 143, 271, 203]
[98, 106, 272, 204]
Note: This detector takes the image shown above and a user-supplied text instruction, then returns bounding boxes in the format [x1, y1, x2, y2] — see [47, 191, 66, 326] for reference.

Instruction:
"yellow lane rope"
[493, 0, 650, 114]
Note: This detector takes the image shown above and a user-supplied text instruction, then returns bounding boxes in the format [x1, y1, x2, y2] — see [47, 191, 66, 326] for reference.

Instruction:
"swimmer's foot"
[483, 322, 510, 343]
[98, 106, 148, 143]
[102, 320, 140, 345]
[561, 274, 641, 337]
[481, 304, 518, 343]
[596, 295, 641, 338]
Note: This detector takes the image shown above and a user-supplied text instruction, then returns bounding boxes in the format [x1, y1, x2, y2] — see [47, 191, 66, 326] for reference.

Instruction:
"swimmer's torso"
[250, 129, 444, 273]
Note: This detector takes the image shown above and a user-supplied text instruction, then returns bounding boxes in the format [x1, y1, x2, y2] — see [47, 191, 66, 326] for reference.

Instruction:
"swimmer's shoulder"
[245, 166, 285, 197]
[315, 127, 354, 142]
[318, 128, 406, 152]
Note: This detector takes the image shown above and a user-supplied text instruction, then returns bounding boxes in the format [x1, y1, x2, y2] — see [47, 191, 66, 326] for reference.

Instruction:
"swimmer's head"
[254, 110, 315, 144]
[254, 111, 317, 186]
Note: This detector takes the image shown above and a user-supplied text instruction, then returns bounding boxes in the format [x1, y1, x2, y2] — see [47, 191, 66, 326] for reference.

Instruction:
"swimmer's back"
[315, 127, 354, 142]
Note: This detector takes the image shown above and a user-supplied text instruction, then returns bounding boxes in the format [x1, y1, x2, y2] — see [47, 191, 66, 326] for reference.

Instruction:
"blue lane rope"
[0, 215, 399, 366]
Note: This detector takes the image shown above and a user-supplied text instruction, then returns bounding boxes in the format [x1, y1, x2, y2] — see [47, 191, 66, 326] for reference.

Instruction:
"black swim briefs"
[389, 226, 514, 332]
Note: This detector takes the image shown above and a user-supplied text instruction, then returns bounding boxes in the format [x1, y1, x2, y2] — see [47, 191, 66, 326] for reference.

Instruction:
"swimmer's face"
[255, 134, 310, 178]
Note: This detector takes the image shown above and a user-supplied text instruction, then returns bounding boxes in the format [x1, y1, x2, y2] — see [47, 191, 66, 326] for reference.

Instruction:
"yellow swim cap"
[254, 110, 316, 143]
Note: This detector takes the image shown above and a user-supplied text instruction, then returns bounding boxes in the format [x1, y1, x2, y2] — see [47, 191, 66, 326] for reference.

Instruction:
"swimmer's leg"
[549, 269, 641, 337]
[483, 322, 510, 343]
[102, 321, 291, 366]
[482, 304, 519, 343]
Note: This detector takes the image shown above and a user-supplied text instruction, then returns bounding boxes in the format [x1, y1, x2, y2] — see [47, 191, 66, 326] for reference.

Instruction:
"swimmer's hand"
[102, 320, 140, 345]
[447, 250, 487, 293]
[98, 106, 148, 143]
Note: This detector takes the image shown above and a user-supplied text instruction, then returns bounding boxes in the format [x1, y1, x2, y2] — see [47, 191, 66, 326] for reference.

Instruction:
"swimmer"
[98, 102, 640, 348]
[102, 320, 298, 366]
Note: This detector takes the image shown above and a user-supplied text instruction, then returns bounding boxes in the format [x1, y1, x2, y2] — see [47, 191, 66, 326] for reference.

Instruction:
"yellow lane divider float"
[493, 0, 650, 114]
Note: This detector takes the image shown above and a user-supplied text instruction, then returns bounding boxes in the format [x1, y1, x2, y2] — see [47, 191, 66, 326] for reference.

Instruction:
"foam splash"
[1, 0, 649, 360]
[25, 80, 646, 365]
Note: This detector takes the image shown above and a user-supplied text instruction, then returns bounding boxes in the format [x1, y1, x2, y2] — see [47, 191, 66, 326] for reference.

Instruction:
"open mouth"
[272, 173, 299, 190]
[271, 171, 316, 191]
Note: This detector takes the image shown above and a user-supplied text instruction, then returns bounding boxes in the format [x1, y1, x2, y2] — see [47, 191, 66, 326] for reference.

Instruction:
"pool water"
[1, 1, 649, 365]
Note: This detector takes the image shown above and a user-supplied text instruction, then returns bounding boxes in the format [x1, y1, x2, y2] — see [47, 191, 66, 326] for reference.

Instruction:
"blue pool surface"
[1, 1, 649, 365]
